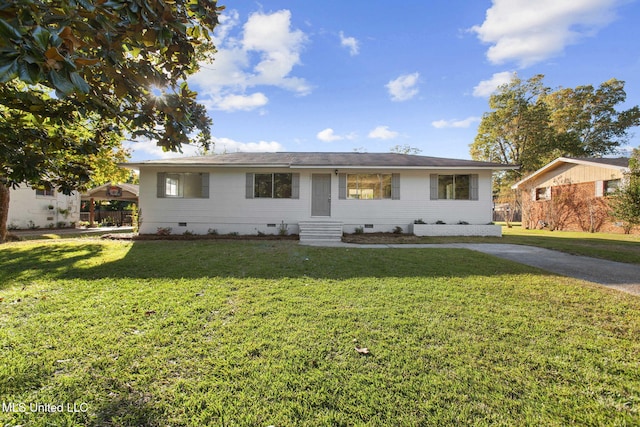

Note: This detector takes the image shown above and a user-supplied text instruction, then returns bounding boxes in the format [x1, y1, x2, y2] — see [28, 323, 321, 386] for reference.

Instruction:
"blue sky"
[127, 0, 640, 161]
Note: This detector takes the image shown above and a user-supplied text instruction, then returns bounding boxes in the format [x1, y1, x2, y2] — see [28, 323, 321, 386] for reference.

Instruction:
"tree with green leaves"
[471, 75, 640, 180]
[610, 147, 640, 234]
[470, 74, 553, 180]
[544, 79, 640, 160]
[0, 0, 223, 242]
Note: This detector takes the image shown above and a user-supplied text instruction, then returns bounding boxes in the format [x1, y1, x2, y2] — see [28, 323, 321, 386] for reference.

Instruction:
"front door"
[312, 174, 331, 216]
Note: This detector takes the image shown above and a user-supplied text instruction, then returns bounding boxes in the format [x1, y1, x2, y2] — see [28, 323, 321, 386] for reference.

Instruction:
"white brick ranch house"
[125, 152, 517, 240]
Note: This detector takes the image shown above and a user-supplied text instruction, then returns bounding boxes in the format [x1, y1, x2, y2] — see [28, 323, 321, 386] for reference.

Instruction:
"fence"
[80, 210, 133, 226]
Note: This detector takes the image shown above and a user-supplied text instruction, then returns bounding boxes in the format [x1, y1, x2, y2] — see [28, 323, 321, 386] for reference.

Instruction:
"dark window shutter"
[201, 173, 210, 198]
[338, 173, 347, 199]
[430, 174, 438, 200]
[470, 174, 479, 200]
[292, 173, 300, 199]
[392, 173, 400, 200]
[157, 173, 166, 198]
[246, 173, 254, 199]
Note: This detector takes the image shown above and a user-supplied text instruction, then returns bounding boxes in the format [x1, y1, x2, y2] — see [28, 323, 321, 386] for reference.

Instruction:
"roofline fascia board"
[512, 157, 629, 189]
[290, 165, 518, 170]
[124, 163, 518, 170]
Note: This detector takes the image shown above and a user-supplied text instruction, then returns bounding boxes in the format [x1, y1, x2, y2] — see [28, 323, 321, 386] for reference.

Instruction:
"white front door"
[311, 174, 331, 216]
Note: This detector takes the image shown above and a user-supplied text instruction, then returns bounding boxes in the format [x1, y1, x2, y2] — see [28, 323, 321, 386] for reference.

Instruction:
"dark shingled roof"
[562, 157, 630, 168]
[126, 152, 517, 169]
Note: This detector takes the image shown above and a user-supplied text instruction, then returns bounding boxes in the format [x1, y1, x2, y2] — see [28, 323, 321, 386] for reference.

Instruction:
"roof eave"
[512, 157, 629, 189]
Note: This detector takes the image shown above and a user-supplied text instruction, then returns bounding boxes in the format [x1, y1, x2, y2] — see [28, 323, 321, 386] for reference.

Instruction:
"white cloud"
[471, 0, 620, 67]
[368, 125, 399, 140]
[215, 92, 268, 111]
[431, 117, 481, 129]
[339, 31, 360, 56]
[317, 128, 357, 142]
[126, 136, 283, 160]
[242, 10, 311, 93]
[473, 71, 516, 97]
[213, 137, 283, 153]
[125, 138, 202, 160]
[386, 73, 420, 102]
[188, 9, 311, 111]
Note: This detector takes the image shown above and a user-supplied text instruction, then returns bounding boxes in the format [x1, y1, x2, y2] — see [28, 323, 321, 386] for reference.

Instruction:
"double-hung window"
[346, 174, 392, 199]
[246, 173, 299, 199]
[535, 187, 550, 201]
[604, 179, 620, 195]
[338, 173, 400, 200]
[157, 172, 209, 198]
[254, 173, 293, 198]
[430, 174, 478, 200]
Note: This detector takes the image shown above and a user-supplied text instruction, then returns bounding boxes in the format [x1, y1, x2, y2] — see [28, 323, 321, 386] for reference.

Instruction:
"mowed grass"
[1, 240, 639, 426]
[501, 226, 640, 265]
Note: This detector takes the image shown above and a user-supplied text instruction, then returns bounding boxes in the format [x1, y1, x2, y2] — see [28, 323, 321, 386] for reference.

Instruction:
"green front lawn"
[1, 240, 639, 426]
[501, 225, 640, 265]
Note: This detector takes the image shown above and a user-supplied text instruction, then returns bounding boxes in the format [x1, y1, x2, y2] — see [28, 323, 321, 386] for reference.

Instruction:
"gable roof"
[512, 157, 630, 189]
[81, 183, 139, 201]
[126, 152, 518, 170]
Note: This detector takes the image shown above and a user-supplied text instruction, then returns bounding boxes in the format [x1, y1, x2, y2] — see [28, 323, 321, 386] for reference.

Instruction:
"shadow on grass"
[0, 240, 544, 286]
[0, 243, 109, 289]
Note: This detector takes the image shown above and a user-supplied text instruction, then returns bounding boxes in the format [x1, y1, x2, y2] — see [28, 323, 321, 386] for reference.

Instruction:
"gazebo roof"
[81, 183, 139, 201]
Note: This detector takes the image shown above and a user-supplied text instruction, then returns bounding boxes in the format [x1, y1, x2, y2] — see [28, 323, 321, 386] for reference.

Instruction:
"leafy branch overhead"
[0, 0, 224, 151]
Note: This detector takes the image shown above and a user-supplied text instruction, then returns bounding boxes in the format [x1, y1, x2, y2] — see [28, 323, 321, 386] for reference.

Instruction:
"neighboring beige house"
[512, 157, 631, 233]
[125, 152, 517, 241]
[7, 184, 80, 230]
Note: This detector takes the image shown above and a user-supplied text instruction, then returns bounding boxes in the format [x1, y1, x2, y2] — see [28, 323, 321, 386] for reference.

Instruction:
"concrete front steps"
[298, 221, 344, 243]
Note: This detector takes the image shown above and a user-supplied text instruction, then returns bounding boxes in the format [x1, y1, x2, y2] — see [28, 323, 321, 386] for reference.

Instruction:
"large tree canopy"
[471, 74, 640, 180]
[471, 74, 552, 179]
[0, 0, 222, 150]
[0, 0, 223, 242]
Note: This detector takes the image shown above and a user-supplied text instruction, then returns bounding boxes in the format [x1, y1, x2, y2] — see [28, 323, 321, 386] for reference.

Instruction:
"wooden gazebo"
[81, 183, 139, 227]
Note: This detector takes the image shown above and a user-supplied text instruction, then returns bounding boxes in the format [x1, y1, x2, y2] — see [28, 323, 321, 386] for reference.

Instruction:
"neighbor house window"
[430, 174, 478, 200]
[535, 187, 550, 201]
[604, 179, 620, 195]
[245, 173, 299, 199]
[157, 172, 209, 198]
[35, 185, 55, 197]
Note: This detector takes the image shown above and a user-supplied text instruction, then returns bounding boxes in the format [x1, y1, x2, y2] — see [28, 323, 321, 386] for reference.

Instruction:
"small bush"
[278, 221, 288, 236]
[393, 226, 404, 234]
[207, 228, 218, 235]
[183, 230, 195, 236]
[354, 226, 364, 234]
[156, 227, 172, 236]
[414, 219, 426, 224]
[227, 231, 239, 236]
[458, 221, 469, 225]
[435, 220, 446, 225]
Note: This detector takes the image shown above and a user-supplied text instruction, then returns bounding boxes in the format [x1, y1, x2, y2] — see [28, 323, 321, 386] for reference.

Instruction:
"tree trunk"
[0, 184, 10, 243]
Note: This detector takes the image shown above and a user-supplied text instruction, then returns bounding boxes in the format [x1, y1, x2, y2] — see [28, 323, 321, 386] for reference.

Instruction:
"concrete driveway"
[302, 241, 640, 296]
